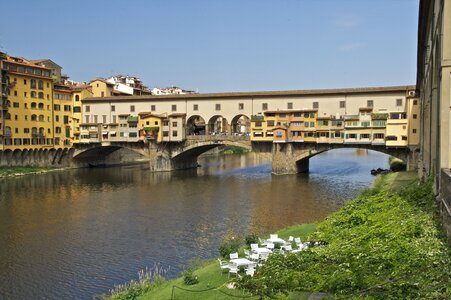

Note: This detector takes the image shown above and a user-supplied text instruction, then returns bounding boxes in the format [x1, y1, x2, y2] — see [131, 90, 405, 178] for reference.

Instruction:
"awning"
[102, 131, 108, 135]
[109, 131, 116, 135]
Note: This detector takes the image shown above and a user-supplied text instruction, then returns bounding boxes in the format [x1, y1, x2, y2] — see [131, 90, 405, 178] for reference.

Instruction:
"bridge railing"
[186, 134, 250, 142]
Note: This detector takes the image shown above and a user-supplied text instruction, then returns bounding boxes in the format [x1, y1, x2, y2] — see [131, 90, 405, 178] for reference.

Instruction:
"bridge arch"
[230, 114, 250, 135]
[186, 115, 206, 136]
[207, 115, 229, 135]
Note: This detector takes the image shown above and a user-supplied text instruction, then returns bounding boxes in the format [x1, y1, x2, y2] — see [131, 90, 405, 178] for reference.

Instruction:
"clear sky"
[0, 0, 419, 93]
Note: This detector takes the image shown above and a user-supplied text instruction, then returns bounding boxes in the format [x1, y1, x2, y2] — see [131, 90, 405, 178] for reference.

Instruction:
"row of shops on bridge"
[79, 97, 420, 148]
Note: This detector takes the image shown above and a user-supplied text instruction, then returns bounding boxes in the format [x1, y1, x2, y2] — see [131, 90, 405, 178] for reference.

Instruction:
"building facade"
[417, 0, 451, 236]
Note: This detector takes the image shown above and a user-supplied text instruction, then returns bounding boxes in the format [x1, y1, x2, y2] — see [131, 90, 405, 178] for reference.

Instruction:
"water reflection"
[0, 149, 389, 299]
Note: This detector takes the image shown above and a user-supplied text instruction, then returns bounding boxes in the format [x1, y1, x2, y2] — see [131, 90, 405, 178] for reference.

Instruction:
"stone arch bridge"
[72, 136, 417, 174]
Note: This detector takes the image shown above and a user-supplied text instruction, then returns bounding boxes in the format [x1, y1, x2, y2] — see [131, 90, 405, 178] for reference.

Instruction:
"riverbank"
[0, 166, 65, 178]
[104, 171, 450, 299]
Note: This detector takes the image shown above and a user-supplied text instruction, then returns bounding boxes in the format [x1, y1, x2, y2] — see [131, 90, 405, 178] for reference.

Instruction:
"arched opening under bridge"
[207, 115, 229, 135]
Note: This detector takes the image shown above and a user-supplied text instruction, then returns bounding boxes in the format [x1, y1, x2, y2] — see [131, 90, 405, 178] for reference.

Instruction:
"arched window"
[38, 92, 44, 99]
[30, 79, 36, 89]
[5, 113, 11, 120]
[31, 102, 37, 109]
[75, 95, 80, 101]
[39, 127, 45, 135]
[31, 114, 37, 121]
[31, 91, 37, 98]
[5, 127, 11, 136]
[31, 127, 38, 135]
[38, 80, 44, 90]
[39, 115, 44, 122]
[38, 103, 44, 109]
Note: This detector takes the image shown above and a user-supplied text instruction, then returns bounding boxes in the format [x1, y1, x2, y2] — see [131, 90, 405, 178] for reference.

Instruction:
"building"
[417, 0, 451, 236]
[106, 75, 152, 96]
[0, 53, 55, 150]
[53, 83, 73, 146]
[89, 79, 114, 97]
[151, 86, 196, 95]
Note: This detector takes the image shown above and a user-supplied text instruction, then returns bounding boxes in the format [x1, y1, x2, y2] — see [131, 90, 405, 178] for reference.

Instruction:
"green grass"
[107, 172, 450, 300]
[0, 166, 56, 177]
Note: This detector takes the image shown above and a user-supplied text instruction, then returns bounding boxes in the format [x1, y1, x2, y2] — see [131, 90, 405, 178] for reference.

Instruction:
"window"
[163, 120, 169, 126]
[38, 92, 44, 99]
[13, 102, 19, 108]
[101, 91, 105, 97]
[31, 91, 37, 98]
[412, 129, 417, 134]
[313, 102, 318, 109]
[130, 105, 135, 112]
[367, 100, 373, 107]
[73, 106, 81, 113]
[112, 115, 117, 123]
[287, 102, 293, 109]
[24, 128, 30, 133]
[239, 103, 244, 110]
[193, 104, 198, 111]
[94, 115, 98, 123]
[39, 115, 44, 121]
[340, 101, 345, 108]
[151, 105, 156, 111]
[413, 114, 417, 119]
[24, 79, 27, 85]
[262, 103, 268, 111]
[215, 104, 221, 111]
[373, 120, 386, 127]
[361, 121, 370, 127]
[171, 105, 176, 112]
[163, 131, 169, 137]
[172, 130, 178, 137]
[85, 116, 90, 123]
[396, 99, 403, 106]
[31, 102, 37, 109]
[30, 79, 36, 89]
[293, 113, 301, 117]
[54, 104, 60, 111]
[85, 105, 90, 112]
[172, 121, 177, 127]
[102, 115, 107, 123]
[55, 116, 59, 122]
[267, 120, 275, 126]
[38, 80, 44, 90]
[111, 105, 115, 112]
[24, 92, 27, 97]
[75, 95, 80, 102]
[38, 103, 44, 110]
[413, 100, 418, 105]
[360, 134, 370, 139]
[14, 91, 17, 96]
[309, 122, 315, 127]
[129, 132, 138, 138]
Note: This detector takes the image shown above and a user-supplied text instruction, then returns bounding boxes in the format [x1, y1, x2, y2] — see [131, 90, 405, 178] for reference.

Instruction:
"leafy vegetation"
[238, 174, 451, 299]
[388, 156, 406, 172]
[103, 266, 167, 300]
[218, 238, 241, 258]
[220, 146, 250, 155]
[245, 233, 259, 247]
[0, 166, 56, 177]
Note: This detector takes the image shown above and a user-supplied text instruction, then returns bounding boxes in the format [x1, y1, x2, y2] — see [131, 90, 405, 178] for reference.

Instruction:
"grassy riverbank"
[0, 166, 60, 178]
[104, 172, 451, 299]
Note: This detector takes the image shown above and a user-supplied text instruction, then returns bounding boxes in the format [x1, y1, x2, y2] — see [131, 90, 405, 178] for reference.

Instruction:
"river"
[0, 148, 389, 299]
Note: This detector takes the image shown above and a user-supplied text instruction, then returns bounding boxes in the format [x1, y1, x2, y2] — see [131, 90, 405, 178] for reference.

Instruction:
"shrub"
[390, 158, 406, 172]
[244, 233, 259, 247]
[182, 268, 199, 285]
[218, 238, 241, 258]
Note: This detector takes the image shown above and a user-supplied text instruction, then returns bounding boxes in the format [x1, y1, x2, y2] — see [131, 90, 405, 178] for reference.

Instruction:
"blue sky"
[0, 0, 419, 92]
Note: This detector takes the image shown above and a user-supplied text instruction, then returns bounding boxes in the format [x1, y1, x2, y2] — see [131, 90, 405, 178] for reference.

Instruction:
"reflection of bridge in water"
[73, 135, 417, 175]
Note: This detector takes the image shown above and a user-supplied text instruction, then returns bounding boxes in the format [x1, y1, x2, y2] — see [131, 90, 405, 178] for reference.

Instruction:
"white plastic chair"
[250, 243, 259, 251]
[245, 266, 255, 277]
[250, 253, 259, 261]
[284, 245, 292, 252]
[244, 249, 250, 259]
[294, 237, 302, 244]
[270, 234, 278, 240]
[218, 258, 229, 273]
[229, 264, 239, 278]
[266, 243, 275, 250]
[229, 252, 239, 260]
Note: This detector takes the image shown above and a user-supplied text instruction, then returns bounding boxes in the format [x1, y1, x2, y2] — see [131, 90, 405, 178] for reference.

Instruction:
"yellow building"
[138, 112, 163, 142]
[71, 85, 93, 143]
[385, 112, 408, 147]
[0, 54, 54, 150]
[407, 96, 420, 147]
[53, 83, 73, 147]
[89, 79, 114, 97]
[302, 110, 317, 142]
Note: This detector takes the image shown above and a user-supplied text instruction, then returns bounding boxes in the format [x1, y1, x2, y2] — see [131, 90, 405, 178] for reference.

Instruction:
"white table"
[266, 237, 286, 244]
[230, 258, 253, 268]
[253, 247, 272, 255]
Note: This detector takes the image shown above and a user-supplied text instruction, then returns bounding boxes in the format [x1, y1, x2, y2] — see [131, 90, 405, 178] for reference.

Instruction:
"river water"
[0, 149, 388, 299]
